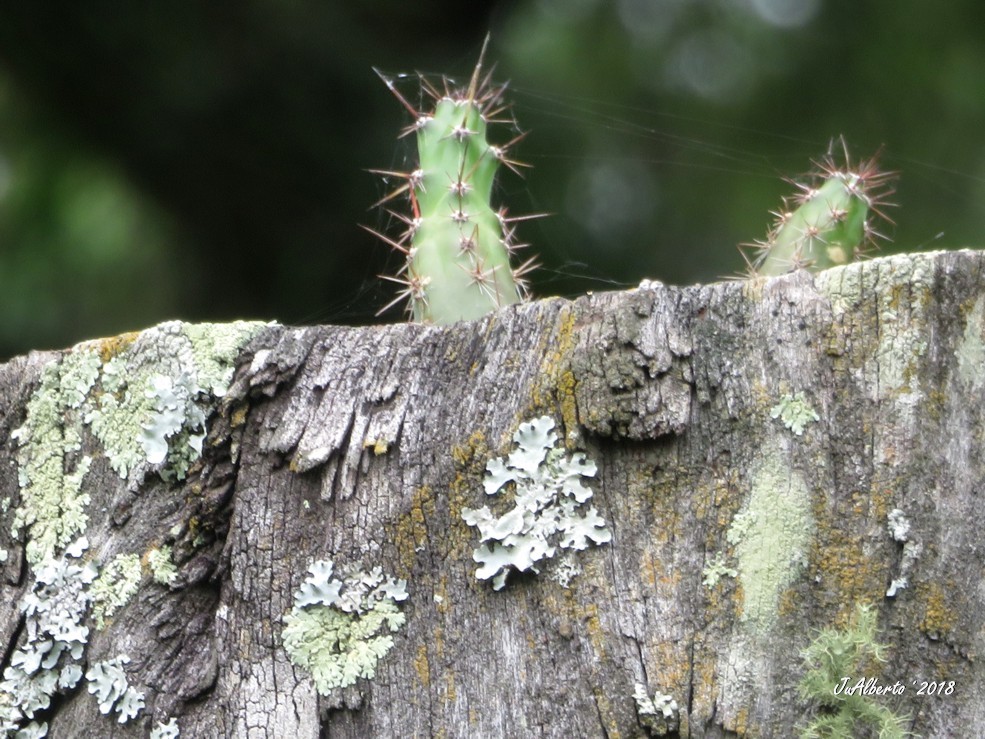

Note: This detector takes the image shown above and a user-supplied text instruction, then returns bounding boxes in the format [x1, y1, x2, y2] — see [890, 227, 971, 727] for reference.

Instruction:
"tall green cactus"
[367, 37, 537, 324]
[744, 140, 895, 276]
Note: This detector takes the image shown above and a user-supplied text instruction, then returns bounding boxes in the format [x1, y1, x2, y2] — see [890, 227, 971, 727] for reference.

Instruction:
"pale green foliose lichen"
[462, 416, 611, 590]
[11, 321, 267, 574]
[5, 321, 266, 733]
[729, 449, 813, 633]
[11, 347, 100, 567]
[85, 655, 145, 723]
[85, 320, 267, 482]
[90, 553, 142, 629]
[770, 392, 819, 436]
[282, 559, 408, 695]
[702, 552, 738, 588]
[148, 545, 179, 586]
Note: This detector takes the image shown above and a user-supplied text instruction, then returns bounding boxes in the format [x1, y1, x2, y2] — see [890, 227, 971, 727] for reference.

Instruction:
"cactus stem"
[370, 35, 540, 323]
[742, 137, 896, 277]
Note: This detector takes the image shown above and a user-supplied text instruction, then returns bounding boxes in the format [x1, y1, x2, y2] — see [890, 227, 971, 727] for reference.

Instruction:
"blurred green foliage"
[1, 0, 984, 358]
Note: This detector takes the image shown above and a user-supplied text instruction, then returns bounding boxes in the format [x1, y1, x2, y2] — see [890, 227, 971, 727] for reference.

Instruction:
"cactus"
[743, 139, 895, 277]
[366, 36, 538, 324]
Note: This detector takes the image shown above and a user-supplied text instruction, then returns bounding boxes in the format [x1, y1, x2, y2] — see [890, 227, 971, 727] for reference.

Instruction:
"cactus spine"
[368, 37, 537, 324]
[745, 139, 895, 276]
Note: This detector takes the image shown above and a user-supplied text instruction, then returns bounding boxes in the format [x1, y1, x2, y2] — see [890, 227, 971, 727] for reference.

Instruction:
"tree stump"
[1, 249, 983, 738]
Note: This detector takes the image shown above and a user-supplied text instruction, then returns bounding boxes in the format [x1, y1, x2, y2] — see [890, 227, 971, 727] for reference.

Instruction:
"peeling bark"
[2, 250, 985, 737]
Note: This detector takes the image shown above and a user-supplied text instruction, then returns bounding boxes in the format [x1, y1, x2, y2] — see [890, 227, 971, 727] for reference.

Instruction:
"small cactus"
[367, 36, 538, 324]
[743, 139, 895, 276]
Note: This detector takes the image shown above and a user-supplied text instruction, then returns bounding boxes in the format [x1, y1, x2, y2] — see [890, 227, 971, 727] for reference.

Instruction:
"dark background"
[1, 1, 984, 359]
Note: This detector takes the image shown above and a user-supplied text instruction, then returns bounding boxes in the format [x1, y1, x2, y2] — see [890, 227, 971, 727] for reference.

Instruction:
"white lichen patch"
[148, 545, 178, 586]
[462, 416, 611, 590]
[90, 553, 142, 629]
[150, 718, 180, 738]
[886, 509, 922, 598]
[886, 508, 910, 542]
[85, 655, 145, 723]
[729, 449, 813, 632]
[633, 682, 679, 734]
[282, 559, 408, 695]
[0, 541, 95, 734]
[769, 392, 819, 436]
[633, 682, 678, 719]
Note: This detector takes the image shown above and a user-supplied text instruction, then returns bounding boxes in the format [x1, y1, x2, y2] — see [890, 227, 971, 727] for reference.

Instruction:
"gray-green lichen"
[148, 545, 178, 586]
[150, 718, 180, 738]
[85, 655, 144, 723]
[282, 559, 408, 695]
[4, 320, 266, 735]
[0, 541, 95, 734]
[729, 448, 814, 632]
[702, 552, 738, 588]
[769, 392, 819, 436]
[11, 321, 267, 572]
[817, 253, 932, 404]
[90, 553, 142, 629]
[11, 347, 100, 566]
[85, 320, 267, 482]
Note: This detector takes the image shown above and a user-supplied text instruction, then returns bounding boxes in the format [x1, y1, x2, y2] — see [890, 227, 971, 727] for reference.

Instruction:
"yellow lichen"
[526, 307, 580, 437]
[97, 331, 140, 363]
[918, 581, 957, 638]
[413, 643, 430, 688]
[230, 403, 249, 429]
[361, 437, 389, 455]
[390, 485, 435, 578]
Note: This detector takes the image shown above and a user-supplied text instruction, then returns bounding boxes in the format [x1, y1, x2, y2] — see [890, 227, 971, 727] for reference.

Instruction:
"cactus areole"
[368, 37, 537, 324]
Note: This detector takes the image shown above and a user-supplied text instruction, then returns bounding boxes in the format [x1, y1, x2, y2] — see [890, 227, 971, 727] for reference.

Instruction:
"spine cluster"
[744, 139, 895, 276]
[368, 38, 537, 324]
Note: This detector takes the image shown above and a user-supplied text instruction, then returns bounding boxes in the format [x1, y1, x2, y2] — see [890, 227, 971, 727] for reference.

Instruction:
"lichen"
[461, 416, 611, 590]
[282, 559, 408, 695]
[147, 545, 178, 586]
[0, 540, 94, 734]
[702, 552, 738, 588]
[769, 392, 820, 436]
[150, 717, 180, 738]
[798, 604, 912, 738]
[4, 320, 267, 734]
[85, 320, 267, 482]
[90, 553, 142, 629]
[11, 347, 100, 567]
[885, 508, 922, 598]
[11, 321, 267, 575]
[633, 682, 680, 735]
[729, 448, 813, 632]
[85, 655, 145, 723]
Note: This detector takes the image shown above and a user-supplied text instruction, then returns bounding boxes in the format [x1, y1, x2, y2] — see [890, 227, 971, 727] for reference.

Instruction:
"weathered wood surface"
[2, 249, 985, 738]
